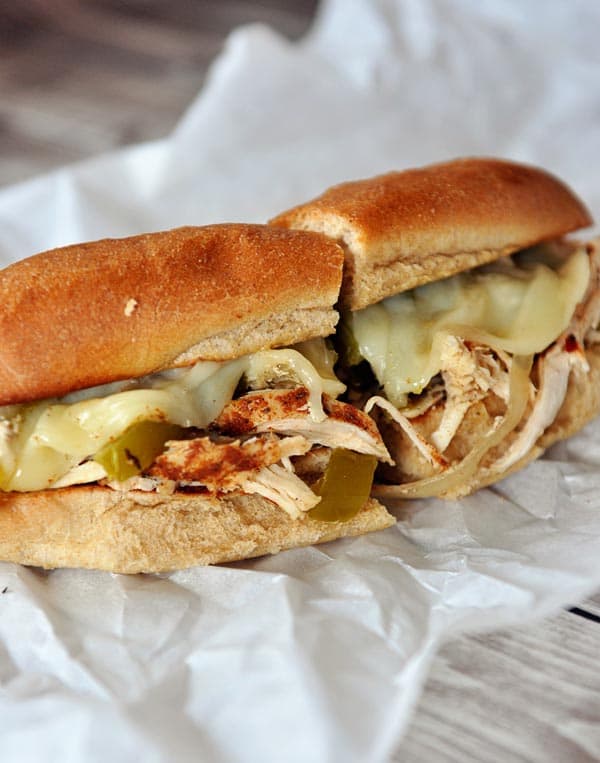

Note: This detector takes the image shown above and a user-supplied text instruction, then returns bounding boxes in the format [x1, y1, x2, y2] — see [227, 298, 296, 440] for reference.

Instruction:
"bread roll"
[272, 158, 599, 500]
[0, 487, 394, 573]
[0, 224, 344, 405]
[0, 223, 395, 572]
[270, 158, 592, 310]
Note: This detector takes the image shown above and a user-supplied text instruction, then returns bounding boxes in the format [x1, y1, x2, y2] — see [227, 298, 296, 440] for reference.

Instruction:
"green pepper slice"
[93, 420, 187, 482]
[309, 448, 377, 522]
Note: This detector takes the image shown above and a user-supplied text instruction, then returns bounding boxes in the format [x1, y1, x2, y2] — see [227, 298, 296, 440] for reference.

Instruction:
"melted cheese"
[0, 347, 341, 492]
[349, 246, 590, 407]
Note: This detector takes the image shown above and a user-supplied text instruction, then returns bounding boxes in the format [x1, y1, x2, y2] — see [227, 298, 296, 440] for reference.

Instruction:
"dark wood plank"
[0, 1, 318, 186]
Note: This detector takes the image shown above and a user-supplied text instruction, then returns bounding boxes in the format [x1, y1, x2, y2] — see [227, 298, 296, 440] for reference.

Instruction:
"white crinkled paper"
[1, 1, 600, 761]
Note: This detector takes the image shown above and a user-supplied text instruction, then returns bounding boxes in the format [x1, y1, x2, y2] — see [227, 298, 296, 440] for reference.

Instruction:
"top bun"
[270, 158, 593, 310]
[0, 224, 344, 405]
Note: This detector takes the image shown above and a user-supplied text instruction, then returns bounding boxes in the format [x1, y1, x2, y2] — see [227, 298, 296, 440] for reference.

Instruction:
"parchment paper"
[1, 1, 600, 761]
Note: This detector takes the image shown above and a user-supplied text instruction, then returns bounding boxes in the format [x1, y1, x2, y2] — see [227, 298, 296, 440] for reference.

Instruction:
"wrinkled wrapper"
[1, 1, 600, 761]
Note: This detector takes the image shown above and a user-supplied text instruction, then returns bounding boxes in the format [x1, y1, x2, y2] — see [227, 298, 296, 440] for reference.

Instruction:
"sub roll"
[271, 158, 600, 499]
[0, 225, 395, 572]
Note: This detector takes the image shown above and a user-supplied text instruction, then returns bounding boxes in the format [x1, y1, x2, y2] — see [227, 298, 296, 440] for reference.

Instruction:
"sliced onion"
[372, 354, 533, 499]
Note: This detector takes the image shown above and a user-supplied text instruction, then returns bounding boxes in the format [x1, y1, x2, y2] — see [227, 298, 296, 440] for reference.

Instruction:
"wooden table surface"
[2, 3, 599, 761]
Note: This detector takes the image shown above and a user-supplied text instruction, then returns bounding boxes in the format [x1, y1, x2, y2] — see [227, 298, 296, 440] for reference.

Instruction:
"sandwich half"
[270, 158, 600, 499]
[0, 224, 394, 572]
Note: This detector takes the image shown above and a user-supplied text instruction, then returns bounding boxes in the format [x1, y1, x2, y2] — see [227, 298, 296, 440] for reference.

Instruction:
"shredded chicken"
[431, 336, 511, 452]
[215, 387, 392, 464]
[240, 463, 320, 519]
[148, 433, 311, 491]
[489, 342, 586, 473]
[145, 433, 319, 517]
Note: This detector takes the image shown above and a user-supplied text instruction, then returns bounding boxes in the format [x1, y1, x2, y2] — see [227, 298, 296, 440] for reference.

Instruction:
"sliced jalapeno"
[309, 448, 377, 522]
[94, 420, 186, 482]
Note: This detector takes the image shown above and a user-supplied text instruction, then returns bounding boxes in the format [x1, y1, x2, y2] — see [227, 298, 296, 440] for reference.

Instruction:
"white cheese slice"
[0, 347, 340, 493]
[349, 245, 590, 407]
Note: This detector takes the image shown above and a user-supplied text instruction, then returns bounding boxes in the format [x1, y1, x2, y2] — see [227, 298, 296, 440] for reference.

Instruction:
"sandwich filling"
[339, 240, 600, 497]
[0, 341, 391, 521]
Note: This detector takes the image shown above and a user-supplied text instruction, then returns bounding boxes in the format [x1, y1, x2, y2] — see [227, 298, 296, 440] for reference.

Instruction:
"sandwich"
[0, 224, 395, 573]
[270, 158, 600, 499]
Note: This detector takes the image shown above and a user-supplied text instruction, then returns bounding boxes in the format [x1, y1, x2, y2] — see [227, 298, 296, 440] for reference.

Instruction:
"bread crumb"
[124, 298, 138, 317]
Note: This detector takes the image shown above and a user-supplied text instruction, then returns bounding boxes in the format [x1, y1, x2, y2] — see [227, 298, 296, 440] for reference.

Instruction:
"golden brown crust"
[270, 158, 592, 309]
[0, 225, 344, 405]
[0, 487, 395, 574]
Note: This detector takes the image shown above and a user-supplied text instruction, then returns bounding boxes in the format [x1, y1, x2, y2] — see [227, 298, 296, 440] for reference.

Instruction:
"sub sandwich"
[270, 158, 600, 499]
[0, 224, 395, 572]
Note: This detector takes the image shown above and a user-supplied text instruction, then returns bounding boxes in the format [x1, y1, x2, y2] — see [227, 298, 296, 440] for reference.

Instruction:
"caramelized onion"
[372, 355, 533, 499]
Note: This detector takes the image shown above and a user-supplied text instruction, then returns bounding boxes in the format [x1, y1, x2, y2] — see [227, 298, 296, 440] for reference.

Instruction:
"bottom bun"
[374, 342, 600, 499]
[0, 487, 395, 574]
